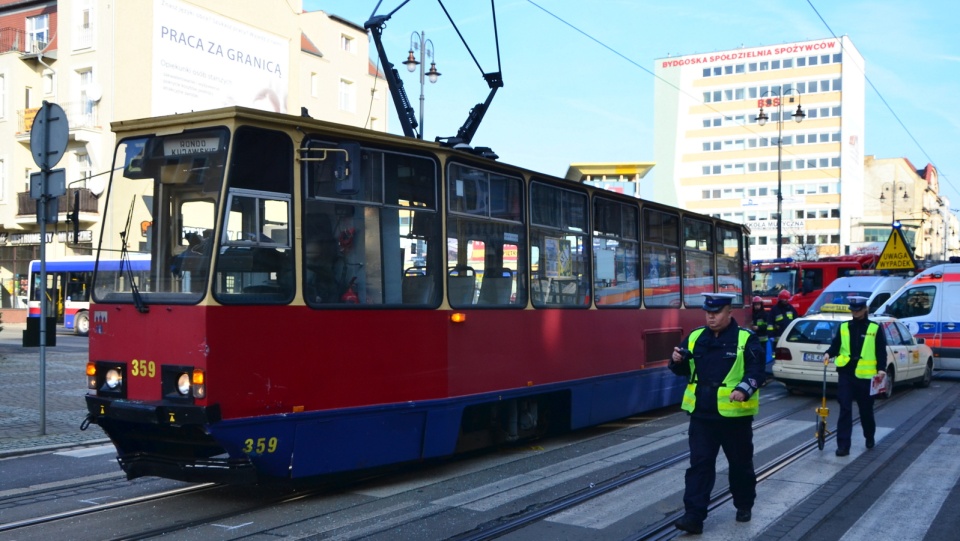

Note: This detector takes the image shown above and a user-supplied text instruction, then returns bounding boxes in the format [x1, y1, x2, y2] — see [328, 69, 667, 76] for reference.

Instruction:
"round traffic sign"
[29, 102, 69, 169]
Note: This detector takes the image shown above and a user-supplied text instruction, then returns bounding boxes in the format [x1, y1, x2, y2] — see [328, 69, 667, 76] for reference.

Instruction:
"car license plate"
[803, 352, 822, 362]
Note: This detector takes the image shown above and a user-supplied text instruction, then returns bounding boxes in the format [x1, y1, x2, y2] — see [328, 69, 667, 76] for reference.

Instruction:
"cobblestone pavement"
[0, 322, 109, 457]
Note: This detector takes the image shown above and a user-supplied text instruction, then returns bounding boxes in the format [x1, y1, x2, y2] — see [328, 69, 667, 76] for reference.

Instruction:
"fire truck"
[750, 254, 880, 315]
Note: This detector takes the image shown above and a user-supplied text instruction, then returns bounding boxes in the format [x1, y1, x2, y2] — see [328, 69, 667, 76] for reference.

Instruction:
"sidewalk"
[0, 322, 109, 457]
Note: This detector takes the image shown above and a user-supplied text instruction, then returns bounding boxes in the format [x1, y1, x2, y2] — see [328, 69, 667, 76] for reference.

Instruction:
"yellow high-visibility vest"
[681, 328, 759, 416]
[835, 321, 879, 379]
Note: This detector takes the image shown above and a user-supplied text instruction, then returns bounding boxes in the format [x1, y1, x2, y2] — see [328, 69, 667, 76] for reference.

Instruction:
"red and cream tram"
[83, 106, 750, 484]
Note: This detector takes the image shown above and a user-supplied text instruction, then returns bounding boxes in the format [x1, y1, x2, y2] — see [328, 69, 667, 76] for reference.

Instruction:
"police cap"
[702, 293, 736, 312]
[847, 295, 869, 311]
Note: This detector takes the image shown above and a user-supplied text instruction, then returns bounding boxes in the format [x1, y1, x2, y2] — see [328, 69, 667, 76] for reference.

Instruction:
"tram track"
[3, 388, 872, 541]
[444, 396, 821, 541]
[435, 388, 913, 541]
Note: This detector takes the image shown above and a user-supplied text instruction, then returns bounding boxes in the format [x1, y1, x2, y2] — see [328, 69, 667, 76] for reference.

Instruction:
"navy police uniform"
[824, 296, 887, 455]
[669, 293, 766, 533]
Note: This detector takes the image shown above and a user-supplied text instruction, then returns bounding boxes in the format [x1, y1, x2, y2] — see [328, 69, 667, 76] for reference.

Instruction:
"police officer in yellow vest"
[669, 292, 765, 534]
[823, 295, 887, 456]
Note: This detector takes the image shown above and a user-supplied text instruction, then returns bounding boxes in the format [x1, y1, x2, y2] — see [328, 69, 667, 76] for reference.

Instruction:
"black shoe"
[836, 448, 850, 457]
[736, 508, 752, 522]
[674, 513, 704, 534]
[866, 437, 875, 449]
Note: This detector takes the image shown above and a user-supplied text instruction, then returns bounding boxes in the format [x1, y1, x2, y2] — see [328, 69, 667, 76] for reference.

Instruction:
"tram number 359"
[130, 359, 156, 378]
[243, 437, 279, 455]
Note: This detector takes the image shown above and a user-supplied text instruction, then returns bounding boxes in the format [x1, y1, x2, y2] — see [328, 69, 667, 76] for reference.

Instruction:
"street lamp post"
[403, 31, 440, 140]
[879, 181, 909, 226]
[757, 87, 804, 258]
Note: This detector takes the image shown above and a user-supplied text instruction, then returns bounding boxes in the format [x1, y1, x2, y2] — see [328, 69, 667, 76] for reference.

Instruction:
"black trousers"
[683, 415, 756, 520]
[836, 371, 875, 450]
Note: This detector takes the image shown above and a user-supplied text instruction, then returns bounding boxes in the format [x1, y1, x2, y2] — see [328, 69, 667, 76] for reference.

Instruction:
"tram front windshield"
[94, 128, 228, 304]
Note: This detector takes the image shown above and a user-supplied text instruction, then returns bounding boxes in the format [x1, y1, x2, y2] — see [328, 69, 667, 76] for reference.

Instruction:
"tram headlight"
[104, 368, 123, 390]
[177, 372, 191, 396]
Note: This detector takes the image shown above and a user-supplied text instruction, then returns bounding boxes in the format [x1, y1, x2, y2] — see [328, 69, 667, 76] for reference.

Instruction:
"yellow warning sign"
[876, 228, 917, 270]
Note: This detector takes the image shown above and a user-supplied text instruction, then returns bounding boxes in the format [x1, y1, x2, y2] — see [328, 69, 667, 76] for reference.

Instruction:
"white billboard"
[152, 0, 289, 115]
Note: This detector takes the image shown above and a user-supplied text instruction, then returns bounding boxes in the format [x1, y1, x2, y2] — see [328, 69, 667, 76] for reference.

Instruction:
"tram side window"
[642, 209, 680, 308]
[302, 141, 441, 306]
[683, 218, 714, 308]
[530, 182, 589, 308]
[593, 197, 640, 307]
[716, 225, 744, 304]
[213, 127, 294, 304]
[447, 163, 525, 307]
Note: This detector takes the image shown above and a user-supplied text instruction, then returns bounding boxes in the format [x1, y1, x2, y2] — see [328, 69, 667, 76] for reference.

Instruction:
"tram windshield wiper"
[120, 196, 149, 313]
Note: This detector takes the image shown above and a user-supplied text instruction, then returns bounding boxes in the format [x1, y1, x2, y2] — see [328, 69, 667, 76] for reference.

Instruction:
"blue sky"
[306, 1, 960, 212]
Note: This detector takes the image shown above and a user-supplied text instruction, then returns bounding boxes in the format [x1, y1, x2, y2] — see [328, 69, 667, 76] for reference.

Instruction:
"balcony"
[0, 27, 57, 59]
[16, 100, 100, 142]
[16, 187, 99, 225]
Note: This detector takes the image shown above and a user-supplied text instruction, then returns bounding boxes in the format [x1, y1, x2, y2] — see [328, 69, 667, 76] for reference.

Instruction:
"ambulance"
[875, 260, 960, 371]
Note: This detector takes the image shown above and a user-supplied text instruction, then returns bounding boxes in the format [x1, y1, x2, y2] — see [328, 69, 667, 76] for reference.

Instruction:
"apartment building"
[0, 0, 386, 307]
[653, 36, 866, 260]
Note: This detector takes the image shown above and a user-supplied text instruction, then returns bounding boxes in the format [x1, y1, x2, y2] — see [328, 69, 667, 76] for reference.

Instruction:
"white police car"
[772, 314, 933, 397]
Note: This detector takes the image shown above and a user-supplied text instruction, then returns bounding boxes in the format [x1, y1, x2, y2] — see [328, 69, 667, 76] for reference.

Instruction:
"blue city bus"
[28, 256, 149, 336]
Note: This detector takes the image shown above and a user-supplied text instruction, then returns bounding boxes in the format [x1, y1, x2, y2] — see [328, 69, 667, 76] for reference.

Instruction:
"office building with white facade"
[653, 36, 866, 260]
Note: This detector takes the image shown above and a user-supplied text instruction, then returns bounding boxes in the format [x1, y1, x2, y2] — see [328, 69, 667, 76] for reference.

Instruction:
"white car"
[772, 314, 934, 397]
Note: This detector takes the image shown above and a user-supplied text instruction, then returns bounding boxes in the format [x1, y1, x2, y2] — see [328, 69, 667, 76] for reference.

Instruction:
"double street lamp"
[879, 181, 909, 226]
[757, 88, 804, 258]
[403, 31, 440, 140]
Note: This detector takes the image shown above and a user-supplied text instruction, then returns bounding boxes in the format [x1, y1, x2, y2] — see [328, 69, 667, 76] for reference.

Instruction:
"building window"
[73, 0, 94, 50]
[703, 68, 711, 78]
[338, 79, 355, 112]
[76, 68, 96, 127]
[310, 72, 319, 98]
[76, 152, 92, 186]
[26, 14, 49, 53]
[340, 34, 355, 53]
[42, 70, 54, 95]
[831, 234, 840, 243]
[783, 58, 793, 68]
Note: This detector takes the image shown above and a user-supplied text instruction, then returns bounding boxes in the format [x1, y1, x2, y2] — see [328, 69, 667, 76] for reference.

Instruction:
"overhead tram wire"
[805, 0, 955, 195]
[524, 0, 836, 181]
[527, 0, 954, 212]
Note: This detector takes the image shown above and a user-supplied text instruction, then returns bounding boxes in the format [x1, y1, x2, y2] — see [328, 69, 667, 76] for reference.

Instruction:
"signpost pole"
[28, 101, 69, 436]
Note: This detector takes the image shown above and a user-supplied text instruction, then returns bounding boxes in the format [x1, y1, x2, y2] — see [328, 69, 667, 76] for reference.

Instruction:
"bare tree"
[786, 232, 818, 261]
